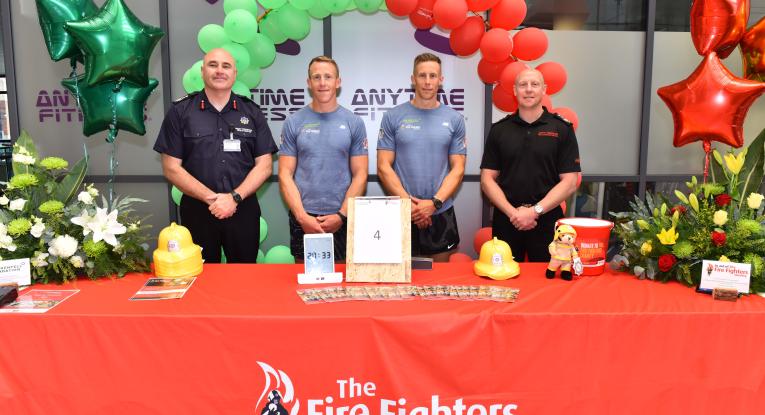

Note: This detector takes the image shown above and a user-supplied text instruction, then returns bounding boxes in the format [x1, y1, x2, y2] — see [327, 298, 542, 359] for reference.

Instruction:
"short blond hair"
[413, 53, 441, 74]
[308, 56, 339, 78]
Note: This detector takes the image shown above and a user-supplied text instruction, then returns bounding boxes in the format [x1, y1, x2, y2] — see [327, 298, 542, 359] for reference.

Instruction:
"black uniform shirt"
[480, 108, 580, 206]
[154, 91, 278, 193]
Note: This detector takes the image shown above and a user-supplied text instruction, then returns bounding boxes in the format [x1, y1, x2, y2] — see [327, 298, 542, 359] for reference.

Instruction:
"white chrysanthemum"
[0, 195, 9, 206]
[9, 198, 26, 211]
[87, 208, 126, 247]
[31, 252, 49, 267]
[69, 255, 84, 268]
[48, 235, 78, 258]
[77, 191, 94, 205]
[12, 153, 36, 165]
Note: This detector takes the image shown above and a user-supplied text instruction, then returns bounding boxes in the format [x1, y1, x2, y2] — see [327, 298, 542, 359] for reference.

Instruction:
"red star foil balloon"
[690, 0, 749, 59]
[741, 16, 765, 82]
[657, 52, 765, 148]
[64, 0, 164, 87]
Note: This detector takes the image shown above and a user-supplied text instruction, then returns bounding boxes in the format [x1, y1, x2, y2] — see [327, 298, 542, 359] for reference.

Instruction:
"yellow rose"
[640, 241, 652, 255]
[713, 210, 728, 226]
[747, 193, 764, 209]
[724, 151, 745, 175]
[719, 255, 731, 262]
[656, 227, 679, 245]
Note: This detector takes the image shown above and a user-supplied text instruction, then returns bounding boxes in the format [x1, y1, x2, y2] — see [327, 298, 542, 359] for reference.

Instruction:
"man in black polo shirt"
[154, 48, 278, 263]
[480, 68, 580, 264]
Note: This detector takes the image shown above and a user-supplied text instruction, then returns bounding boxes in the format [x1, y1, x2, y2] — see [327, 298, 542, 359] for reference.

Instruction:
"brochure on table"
[130, 277, 197, 300]
[0, 258, 31, 287]
[0, 289, 79, 313]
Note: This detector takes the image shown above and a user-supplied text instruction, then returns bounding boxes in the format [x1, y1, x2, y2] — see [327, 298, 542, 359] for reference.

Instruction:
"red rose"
[658, 254, 677, 272]
[668, 205, 687, 215]
[711, 231, 727, 247]
[715, 194, 732, 207]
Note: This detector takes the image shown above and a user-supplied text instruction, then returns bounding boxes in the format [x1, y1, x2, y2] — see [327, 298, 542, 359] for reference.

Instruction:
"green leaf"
[53, 157, 88, 205]
[11, 130, 39, 175]
[737, 127, 765, 209]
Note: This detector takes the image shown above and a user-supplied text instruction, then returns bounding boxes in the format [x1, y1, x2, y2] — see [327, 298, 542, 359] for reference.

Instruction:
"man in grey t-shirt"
[279, 56, 368, 261]
[377, 53, 467, 262]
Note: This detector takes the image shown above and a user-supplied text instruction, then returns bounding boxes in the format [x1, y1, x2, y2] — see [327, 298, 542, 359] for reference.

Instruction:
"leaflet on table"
[130, 277, 197, 300]
[699, 260, 751, 294]
[0, 258, 31, 287]
[0, 289, 79, 313]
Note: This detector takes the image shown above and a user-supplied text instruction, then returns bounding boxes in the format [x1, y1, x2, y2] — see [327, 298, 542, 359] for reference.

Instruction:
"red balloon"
[498, 61, 529, 93]
[477, 57, 511, 84]
[466, 0, 500, 11]
[409, 0, 436, 29]
[690, 0, 749, 59]
[657, 52, 765, 149]
[449, 252, 473, 262]
[480, 28, 513, 62]
[552, 107, 579, 131]
[493, 84, 518, 112]
[512, 27, 548, 61]
[473, 227, 493, 255]
[449, 16, 485, 56]
[541, 94, 553, 110]
[433, 0, 468, 30]
[488, 0, 526, 30]
[536, 61, 567, 95]
[386, 0, 418, 16]
[741, 16, 765, 82]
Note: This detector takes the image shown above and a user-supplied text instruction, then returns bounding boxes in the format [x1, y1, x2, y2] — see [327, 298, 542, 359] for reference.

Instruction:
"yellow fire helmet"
[554, 224, 577, 240]
[153, 222, 203, 278]
[473, 237, 520, 280]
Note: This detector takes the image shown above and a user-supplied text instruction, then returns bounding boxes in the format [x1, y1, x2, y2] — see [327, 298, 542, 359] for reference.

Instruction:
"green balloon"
[221, 248, 227, 264]
[320, 0, 352, 14]
[259, 217, 268, 243]
[198, 24, 229, 52]
[257, 249, 265, 263]
[260, 12, 288, 44]
[379, 0, 387, 10]
[355, 0, 382, 13]
[244, 33, 276, 68]
[36, 0, 99, 61]
[222, 42, 251, 71]
[289, 0, 317, 10]
[171, 185, 183, 206]
[182, 67, 204, 93]
[238, 67, 262, 88]
[345, 0, 356, 10]
[65, 0, 164, 87]
[307, 2, 331, 19]
[232, 80, 251, 97]
[264, 245, 295, 264]
[61, 75, 158, 137]
[260, 0, 288, 8]
[277, 4, 311, 40]
[224, 9, 258, 44]
[224, 0, 259, 15]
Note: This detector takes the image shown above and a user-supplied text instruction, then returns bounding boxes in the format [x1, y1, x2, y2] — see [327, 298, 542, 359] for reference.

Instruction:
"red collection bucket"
[555, 217, 614, 276]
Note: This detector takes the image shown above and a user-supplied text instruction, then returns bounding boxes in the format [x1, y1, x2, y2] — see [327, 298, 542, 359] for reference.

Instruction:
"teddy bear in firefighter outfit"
[546, 224, 583, 281]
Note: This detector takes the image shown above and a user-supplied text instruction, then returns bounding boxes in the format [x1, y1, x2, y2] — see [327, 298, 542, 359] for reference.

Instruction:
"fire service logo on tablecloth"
[255, 361, 519, 415]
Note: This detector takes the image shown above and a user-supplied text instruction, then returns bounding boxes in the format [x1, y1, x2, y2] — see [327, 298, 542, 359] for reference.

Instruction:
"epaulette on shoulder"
[173, 91, 199, 103]
[234, 92, 260, 108]
[551, 112, 573, 126]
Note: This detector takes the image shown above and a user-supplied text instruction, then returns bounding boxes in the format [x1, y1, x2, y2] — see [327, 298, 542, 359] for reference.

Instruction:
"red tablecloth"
[1, 263, 764, 415]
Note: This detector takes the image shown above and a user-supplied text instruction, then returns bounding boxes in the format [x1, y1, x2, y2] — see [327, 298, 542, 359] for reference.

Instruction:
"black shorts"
[289, 211, 348, 261]
[412, 206, 460, 255]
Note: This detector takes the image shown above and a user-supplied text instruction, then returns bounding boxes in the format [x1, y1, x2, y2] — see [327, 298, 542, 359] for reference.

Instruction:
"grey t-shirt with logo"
[280, 105, 368, 215]
[378, 102, 466, 214]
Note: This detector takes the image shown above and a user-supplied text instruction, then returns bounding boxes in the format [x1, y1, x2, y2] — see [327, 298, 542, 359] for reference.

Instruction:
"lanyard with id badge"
[224, 126, 241, 152]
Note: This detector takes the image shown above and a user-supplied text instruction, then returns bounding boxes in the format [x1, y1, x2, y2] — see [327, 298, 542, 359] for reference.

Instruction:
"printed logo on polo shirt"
[399, 118, 421, 131]
[339, 124, 347, 130]
[538, 131, 559, 138]
[301, 122, 321, 134]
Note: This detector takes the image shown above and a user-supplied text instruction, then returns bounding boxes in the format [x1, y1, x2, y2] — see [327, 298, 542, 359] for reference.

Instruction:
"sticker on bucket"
[556, 218, 614, 276]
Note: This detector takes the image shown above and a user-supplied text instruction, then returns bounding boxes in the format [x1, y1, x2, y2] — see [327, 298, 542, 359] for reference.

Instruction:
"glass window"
[522, 0, 646, 31]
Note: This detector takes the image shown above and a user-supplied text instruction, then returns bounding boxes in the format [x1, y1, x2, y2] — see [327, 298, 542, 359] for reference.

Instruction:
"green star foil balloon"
[62, 75, 158, 137]
[64, 0, 164, 87]
[35, 0, 98, 61]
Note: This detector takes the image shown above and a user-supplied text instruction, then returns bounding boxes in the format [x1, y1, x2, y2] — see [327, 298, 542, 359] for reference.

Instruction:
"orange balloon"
[449, 252, 473, 262]
[541, 94, 553, 110]
[480, 28, 513, 63]
[493, 84, 518, 112]
[552, 107, 579, 131]
[690, 0, 749, 59]
[536, 61, 567, 95]
[741, 16, 765, 82]
[512, 27, 548, 61]
[488, 0, 526, 30]
[466, 0, 499, 12]
[657, 52, 765, 149]
[386, 0, 418, 16]
[498, 61, 529, 93]
[473, 227, 493, 255]
[449, 15, 485, 56]
[409, 0, 436, 29]
[433, 0, 468, 30]
[477, 57, 511, 84]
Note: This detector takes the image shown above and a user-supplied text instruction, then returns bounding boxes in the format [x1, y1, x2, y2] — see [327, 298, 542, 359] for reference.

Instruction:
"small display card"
[699, 260, 751, 294]
[352, 197, 402, 264]
[298, 233, 342, 284]
[0, 258, 31, 287]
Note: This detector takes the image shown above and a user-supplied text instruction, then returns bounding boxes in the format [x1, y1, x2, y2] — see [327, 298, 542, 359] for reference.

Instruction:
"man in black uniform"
[154, 48, 277, 263]
[480, 68, 580, 263]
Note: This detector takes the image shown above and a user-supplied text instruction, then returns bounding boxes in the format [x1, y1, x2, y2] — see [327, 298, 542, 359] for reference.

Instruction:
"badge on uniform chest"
[223, 137, 241, 152]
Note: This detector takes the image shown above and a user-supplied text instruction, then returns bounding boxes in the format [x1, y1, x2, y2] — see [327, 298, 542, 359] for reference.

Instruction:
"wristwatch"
[337, 211, 347, 225]
[230, 190, 243, 204]
[432, 197, 444, 210]
[533, 203, 544, 215]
